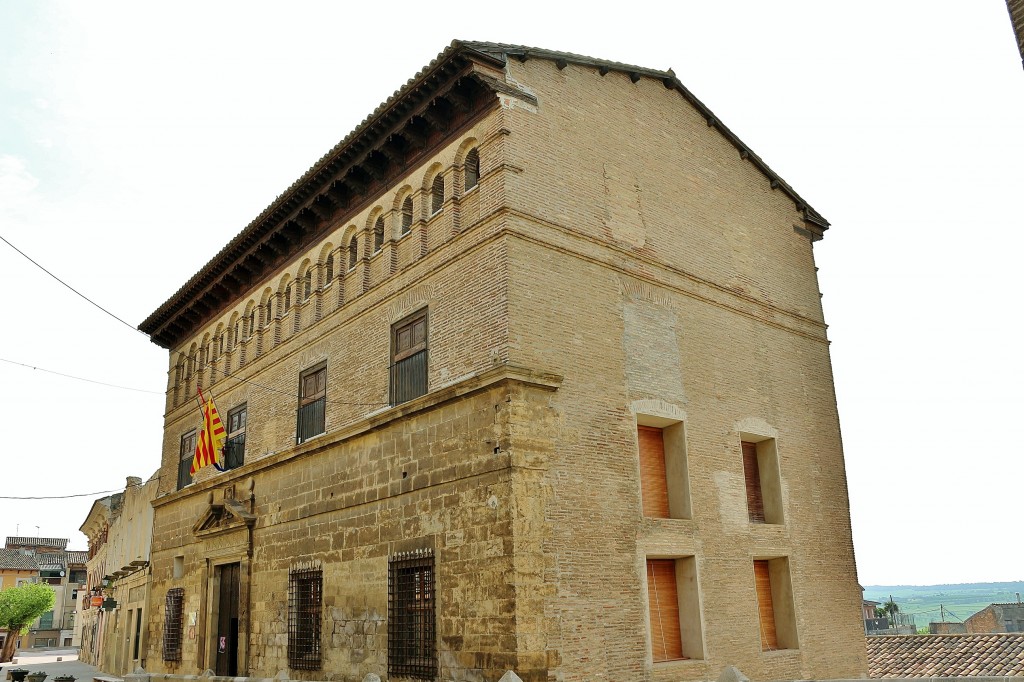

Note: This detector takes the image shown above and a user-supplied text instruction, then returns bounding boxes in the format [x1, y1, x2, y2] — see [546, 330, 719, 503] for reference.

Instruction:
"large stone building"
[138, 41, 866, 682]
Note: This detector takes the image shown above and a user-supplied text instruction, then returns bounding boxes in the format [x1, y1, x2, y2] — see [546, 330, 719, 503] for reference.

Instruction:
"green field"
[864, 582, 1024, 630]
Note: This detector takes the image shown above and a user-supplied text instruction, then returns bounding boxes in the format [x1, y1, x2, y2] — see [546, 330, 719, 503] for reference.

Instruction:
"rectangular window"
[390, 309, 428, 406]
[637, 420, 692, 519]
[162, 587, 184, 662]
[638, 427, 670, 518]
[297, 364, 326, 444]
[177, 431, 197, 490]
[287, 567, 322, 670]
[741, 438, 783, 524]
[388, 549, 436, 680]
[225, 404, 246, 469]
[646, 557, 703, 662]
[753, 558, 797, 651]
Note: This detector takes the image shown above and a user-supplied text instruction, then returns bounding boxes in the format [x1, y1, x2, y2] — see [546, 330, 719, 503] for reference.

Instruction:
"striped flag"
[190, 392, 227, 476]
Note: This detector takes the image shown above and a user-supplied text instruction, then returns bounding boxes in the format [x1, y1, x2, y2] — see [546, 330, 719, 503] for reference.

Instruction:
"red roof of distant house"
[867, 634, 1024, 678]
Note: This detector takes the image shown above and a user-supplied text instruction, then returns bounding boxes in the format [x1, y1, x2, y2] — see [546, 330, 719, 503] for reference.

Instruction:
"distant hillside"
[864, 582, 1024, 629]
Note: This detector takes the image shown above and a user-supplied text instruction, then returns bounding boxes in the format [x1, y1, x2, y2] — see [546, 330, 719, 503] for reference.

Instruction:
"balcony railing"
[390, 349, 428, 406]
[224, 435, 245, 470]
[297, 397, 326, 444]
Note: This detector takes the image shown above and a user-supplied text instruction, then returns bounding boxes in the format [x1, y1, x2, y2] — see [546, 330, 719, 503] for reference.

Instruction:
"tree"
[880, 596, 901, 628]
[0, 582, 56, 662]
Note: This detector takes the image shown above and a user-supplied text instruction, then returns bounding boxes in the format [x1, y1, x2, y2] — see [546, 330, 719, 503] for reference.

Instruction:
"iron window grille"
[162, 587, 184, 662]
[388, 548, 436, 680]
[287, 566, 322, 670]
[177, 431, 197, 490]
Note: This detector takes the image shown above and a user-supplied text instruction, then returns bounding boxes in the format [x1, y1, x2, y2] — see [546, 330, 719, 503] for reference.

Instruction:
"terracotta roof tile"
[867, 634, 1024, 677]
[0, 548, 39, 571]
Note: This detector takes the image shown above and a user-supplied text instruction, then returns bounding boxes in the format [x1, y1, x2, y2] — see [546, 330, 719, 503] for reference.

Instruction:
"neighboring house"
[929, 622, 968, 635]
[79, 493, 121, 666]
[863, 599, 888, 634]
[79, 474, 158, 674]
[2, 537, 87, 649]
[867, 633, 1024, 677]
[137, 41, 866, 682]
[0, 547, 40, 653]
[966, 602, 1024, 634]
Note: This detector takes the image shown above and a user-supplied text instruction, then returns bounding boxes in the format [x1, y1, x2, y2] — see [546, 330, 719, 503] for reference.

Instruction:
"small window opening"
[431, 174, 444, 215]
[464, 148, 480, 190]
[373, 216, 385, 253]
[401, 197, 414, 235]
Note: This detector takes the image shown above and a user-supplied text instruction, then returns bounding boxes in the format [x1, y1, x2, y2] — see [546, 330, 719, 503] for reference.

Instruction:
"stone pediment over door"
[192, 484, 257, 539]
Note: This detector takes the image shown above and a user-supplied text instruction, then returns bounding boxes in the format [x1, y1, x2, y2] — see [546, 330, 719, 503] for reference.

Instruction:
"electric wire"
[0, 357, 163, 394]
[0, 233, 146, 336]
[0, 488, 123, 500]
[0, 233, 389, 406]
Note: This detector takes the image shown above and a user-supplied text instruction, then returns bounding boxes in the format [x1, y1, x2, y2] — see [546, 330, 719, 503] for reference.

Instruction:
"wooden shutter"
[754, 560, 778, 650]
[647, 559, 683, 662]
[638, 426, 670, 518]
[742, 441, 765, 522]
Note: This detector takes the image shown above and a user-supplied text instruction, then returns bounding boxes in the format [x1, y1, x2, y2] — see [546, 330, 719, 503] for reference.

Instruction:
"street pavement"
[0, 649, 110, 682]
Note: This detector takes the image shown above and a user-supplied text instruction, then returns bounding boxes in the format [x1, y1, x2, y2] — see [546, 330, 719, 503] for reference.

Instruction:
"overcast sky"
[1, 1, 1021, 587]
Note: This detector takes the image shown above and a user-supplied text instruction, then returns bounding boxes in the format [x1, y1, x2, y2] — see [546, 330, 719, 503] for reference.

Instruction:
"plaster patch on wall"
[622, 300, 685, 403]
[602, 163, 647, 248]
[714, 470, 748, 527]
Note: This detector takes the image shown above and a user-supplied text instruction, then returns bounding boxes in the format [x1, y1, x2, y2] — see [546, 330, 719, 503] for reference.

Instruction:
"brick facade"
[139, 42, 866, 682]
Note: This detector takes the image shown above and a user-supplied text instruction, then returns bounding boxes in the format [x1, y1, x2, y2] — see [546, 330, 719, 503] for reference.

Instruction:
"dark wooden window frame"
[287, 566, 322, 670]
[162, 587, 184, 662]
[225, 403, 246, 470]
[297, 363, 327, 444]
[177, 431, 197, 490]
[390, 308, 428, 406]
[388, 549, 436, 680]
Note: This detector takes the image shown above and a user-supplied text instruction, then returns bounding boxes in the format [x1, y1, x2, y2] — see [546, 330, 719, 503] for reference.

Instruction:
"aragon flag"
[190, 390, 227, 476]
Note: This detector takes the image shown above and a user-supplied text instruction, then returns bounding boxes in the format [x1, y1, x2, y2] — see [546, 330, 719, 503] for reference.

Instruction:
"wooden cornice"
[140, 46, 517, 349]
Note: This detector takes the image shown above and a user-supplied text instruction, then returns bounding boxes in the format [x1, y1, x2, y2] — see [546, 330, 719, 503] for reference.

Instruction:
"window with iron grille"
[297, 364, 326, 443]
[224, 403, 246, 470]
[388, 549, 436, 680]
[287, 567, 322, 670]
[390, 309, 428, 406]
[177, 431, 197, 490]
[162, 587, 184, 662]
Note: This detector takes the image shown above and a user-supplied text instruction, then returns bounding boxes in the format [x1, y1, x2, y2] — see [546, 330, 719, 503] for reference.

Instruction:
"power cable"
[0, 232, 146, 336]
[0, 233, 389, 406]
[0, 489, 122, 500]
[0, 357, 163, 395]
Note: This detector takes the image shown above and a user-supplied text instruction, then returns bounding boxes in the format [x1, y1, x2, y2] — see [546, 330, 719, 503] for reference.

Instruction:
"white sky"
[1, 1, 1021, 587]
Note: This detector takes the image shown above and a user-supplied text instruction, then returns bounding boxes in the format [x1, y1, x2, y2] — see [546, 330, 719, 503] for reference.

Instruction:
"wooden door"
[215, 563, 241, 676]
